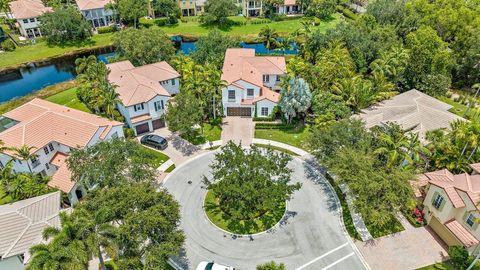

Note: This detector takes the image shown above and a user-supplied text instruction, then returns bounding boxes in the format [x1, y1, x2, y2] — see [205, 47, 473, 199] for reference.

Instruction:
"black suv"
[140, 135, 168, 150]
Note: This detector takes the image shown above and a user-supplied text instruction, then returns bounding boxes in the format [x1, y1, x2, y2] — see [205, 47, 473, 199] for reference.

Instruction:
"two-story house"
[75, 0, 116, 28]
[0, 99, 124, 204]
[277, 0, 303, 15]
[419, 163, 480, 254]
[238, 0, 263, 17]
[177, 0, 202, 16]
[107, 60, 180, 135]
[221, 48, 286, 118]
[7, 0, 52, 38]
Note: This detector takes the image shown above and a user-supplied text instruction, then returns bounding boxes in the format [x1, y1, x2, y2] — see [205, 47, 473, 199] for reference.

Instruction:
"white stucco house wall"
[7, 0, 52, 38]
[75, 0, 116, 28]
[107, 60, 180, 135]
[221, 48, 286, 118]
[418, 163, 480, 255]
[0, 99, 124, 205]
[277, 0, 303, 15]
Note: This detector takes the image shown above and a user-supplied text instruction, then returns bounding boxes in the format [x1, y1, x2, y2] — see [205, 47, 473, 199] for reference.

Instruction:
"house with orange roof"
[107, 60, 180, 135]
[221, 48, 286, 118]
[277, 0, 303, 15]
[419, 164, 480, 254]
[7, 0, 52, 38]
[75, 0, 116, 28]
[0, 99, 124, 204]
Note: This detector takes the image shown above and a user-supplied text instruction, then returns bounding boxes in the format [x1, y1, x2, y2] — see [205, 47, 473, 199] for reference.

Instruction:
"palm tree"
[406, 133, 431, 169]
[97, 83, 122, 119]
[258, 25, 279, 50]
[332, 76, 375, 112]
[373, 125, 412, 168]
[279, 36, 293, 55]
[10, 145, 37, 173]
[204, 64, 227, 120]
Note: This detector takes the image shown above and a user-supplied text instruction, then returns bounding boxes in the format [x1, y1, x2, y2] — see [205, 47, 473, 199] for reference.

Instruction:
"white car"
[196, 261, 234, 270]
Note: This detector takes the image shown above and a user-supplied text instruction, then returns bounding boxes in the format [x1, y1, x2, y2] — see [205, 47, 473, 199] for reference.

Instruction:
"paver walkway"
[221, 116, 254, 146]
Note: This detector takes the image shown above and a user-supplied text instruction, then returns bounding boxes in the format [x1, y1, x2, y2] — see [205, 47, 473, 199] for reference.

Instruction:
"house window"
[261, 107, 268, 116]
[29, 18, 35, 22]
[23, 19, 28, 23]
[111, 131, 118, 139]
[44, 146, 49, 155]
[134, 103, 144, 112]
[171, 79, 176, 85]
[247, 88, 254, 97]
[433, 194, 444, 210]
[48, 143, 54, 152]
[276, 76, 281, 82]
[154, 101, 164, 111]
[45, 163, 50, 170]
[466, 213, 475, 227]
[228, 90, 235, 101]
[263, 75, 269, 83]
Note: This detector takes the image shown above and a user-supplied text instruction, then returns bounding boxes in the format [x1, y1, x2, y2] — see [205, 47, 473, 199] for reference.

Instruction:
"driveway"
[163, 153, 368, 270]
[355, 215, 448, 270]
[221, 117, 254, 146]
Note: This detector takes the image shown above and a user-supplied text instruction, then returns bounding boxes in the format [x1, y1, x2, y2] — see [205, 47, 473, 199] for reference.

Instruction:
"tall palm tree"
[258, 25, 279, 50]
[373, 126, 412, 168]
[97, 83, 122, 119]
[204, 64, 227, 120]
[406, 133, 431, 168]
[10, 145, 37, 173]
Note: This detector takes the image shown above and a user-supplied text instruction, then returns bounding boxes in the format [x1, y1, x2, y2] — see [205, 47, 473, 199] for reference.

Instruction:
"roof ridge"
[2, 220, 32, 258]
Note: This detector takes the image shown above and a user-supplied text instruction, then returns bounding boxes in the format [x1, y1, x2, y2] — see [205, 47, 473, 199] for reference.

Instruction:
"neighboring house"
[75, 0, 116, 28]
[221, 48, 286, 118]
[106, 60, 180, 135]
[0, 192, 63, 270]
[0, 99, 124, 204]
[237, 0, 263, 17]
[277, 0, 303, 15]
[418, 163, 480, 254]
[177, 0, 202, 16]
[7, 0, 52, 38]
[355, 90, 465, 143]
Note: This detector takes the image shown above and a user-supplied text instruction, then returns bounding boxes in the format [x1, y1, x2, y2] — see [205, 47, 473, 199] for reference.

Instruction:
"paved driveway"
[221, 117, 254, 146]
[355, 216, 448, 270]
[163, 153, 368, 270]
[150, 128, 205, 165]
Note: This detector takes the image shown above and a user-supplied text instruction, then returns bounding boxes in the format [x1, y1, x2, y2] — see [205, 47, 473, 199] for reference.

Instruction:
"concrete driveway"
[150, 128, 205, 165]
[163, 153, 368, 270]
[355, 216, 448, 270]
[221, 117, 254, 146]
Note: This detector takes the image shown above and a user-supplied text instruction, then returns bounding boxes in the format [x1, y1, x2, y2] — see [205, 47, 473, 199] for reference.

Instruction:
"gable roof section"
[75, 0, 111, 10]
[356, 90, 465, 142]
[0, 192, 62, 262]
[48, 152, 75, 193]
[445, 219, 479, 248]
[0, 99, 123, 153]
[107, 60, 174, 106]
[423, 167, 480, 209]
[9, 0, 52, 19]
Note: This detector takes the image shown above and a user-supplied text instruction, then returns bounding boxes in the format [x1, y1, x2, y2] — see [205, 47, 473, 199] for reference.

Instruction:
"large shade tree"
[203, 142, 301, 220]
[200, 0, 238, 26]
[191, 30, 240, 69]
[39, 6, 92, 44]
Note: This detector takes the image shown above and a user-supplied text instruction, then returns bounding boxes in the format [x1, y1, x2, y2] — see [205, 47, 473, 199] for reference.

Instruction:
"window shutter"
[438, 197, 446, 211]
[473, 218, 479, 231]
[431, 191, 439, 205]
[154, 102, 158, 111]
[134, 105, 137, 112]
[161, 100, 164, 109]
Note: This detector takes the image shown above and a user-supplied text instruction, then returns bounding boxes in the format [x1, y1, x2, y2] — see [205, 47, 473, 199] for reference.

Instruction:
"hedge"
[340, 8, 358, 20]
[255, 122, 295, 129]
[97, 25, 117, 34]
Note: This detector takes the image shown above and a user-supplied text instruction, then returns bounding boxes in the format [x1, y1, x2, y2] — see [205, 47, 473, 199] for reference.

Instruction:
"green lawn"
[0, 33, 114, 69]
[181, 122, 222, 145]
[204, 189, 285, 235]
[140, 145, 170, 168]
[165, 164, 176, 173]
[45, 87, 91, 112]
[254, 125, 311, 151]
[416, 261, 454, 270]
[253, 143, 300, 156]
[150, 14, 343, 37]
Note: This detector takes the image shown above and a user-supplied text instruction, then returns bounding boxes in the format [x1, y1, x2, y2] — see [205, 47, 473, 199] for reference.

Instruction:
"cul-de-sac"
[0, 0, 479, 269]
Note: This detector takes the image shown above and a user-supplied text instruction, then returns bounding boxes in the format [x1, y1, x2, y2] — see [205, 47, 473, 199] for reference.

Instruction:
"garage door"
[152, 119, 165, 130]
[135, 123, 150, 135]
[429, 216, 462, 246]
[227, 107, 251, 117]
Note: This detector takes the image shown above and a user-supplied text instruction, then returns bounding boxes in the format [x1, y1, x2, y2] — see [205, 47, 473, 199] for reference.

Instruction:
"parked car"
[140, 134, 168, 150]
[196, 261, 234, 270]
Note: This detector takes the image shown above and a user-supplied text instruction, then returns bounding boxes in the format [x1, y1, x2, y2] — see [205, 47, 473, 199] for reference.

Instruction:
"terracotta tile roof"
[48, 152, 74, 193]
[0, 192, 62, 262]
[107, 60, 174, 106]
[471, 163, 480, 174]
[75, 0, 111, 10]
[284, 0, 296, 5]
[222, 48, 285, 105]
[9, 0, 52, 19]
[0, 99, 123, 153]
[422, 167, 480, 208]
[131, 114, 152, 124]
[356, 90, 465, 143]
[444, 219, 480, 247]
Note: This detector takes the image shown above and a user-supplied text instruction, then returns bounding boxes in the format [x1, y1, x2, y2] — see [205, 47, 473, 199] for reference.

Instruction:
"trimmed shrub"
[97, 25, 117, 34]
[123, 127, 136, 139]
[1, 39, 15, 51]
[340, 8, 358, 20]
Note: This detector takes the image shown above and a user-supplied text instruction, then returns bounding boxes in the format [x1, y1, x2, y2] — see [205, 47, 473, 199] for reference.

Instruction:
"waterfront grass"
[204, 189, 285, 235]
[0, 80, 78, 114]
[45, 87, 91, 112]
[0, 33, 114, 69]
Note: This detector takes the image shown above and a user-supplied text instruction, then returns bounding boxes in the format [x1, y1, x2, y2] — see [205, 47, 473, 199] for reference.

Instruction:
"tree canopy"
[200, 0, 238, 26]
[191, 30, 240, 69]
[203, 142, 301, 221]
[117, 0, 148, 28]
[279, 77, 312, 123]
[113, 28, 175, 66]
[39, 6, 92, 44]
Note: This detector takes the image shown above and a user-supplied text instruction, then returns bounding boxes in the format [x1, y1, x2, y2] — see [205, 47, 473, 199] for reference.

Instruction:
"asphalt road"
[164, 152, 368, 270]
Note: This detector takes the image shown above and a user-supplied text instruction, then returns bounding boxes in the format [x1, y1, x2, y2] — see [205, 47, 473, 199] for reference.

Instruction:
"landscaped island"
[202, 142, 300, 235]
